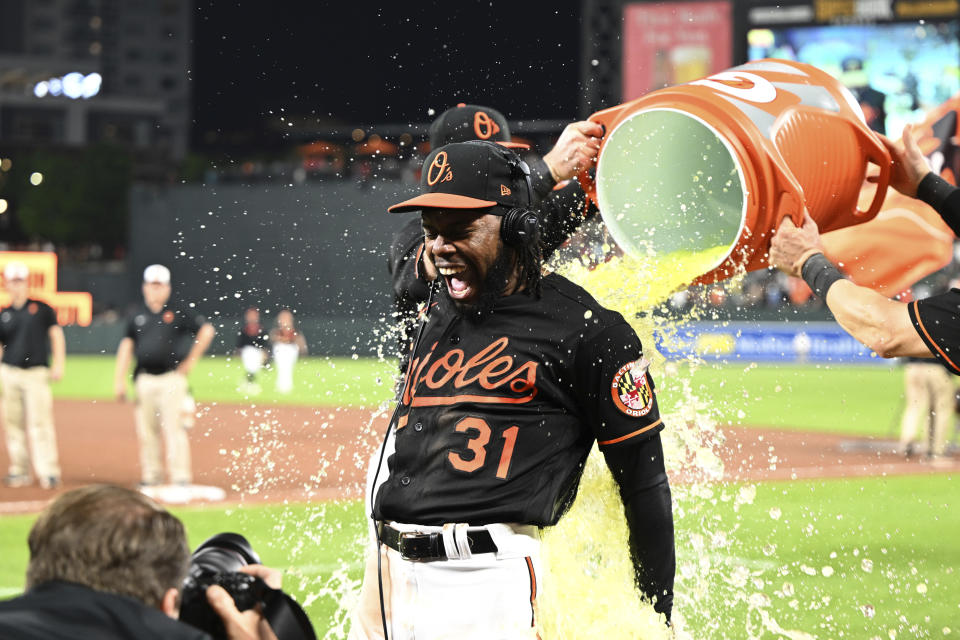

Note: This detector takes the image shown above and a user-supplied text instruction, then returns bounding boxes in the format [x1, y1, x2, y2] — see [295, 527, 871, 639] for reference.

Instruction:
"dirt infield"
[0, 399, 955, 513]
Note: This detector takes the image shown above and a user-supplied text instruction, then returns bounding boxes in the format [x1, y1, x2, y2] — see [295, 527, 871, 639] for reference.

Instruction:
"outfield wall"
[655, 321, 892, 364]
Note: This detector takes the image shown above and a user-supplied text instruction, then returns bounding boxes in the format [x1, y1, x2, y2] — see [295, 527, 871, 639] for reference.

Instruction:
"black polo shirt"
[125, 304, 206, 376]
[0, 299, 57, 368]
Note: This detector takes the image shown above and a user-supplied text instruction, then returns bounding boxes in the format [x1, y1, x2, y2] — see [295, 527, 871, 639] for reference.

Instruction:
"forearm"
[49, 327, 66, 371]
[602, 435, 675, 620]
[824, 280, 928, 358]
[526, 156, 557, 201]
[623, 478, 675, 620]
[917, 172, 960, 237]
[534, 181, 595, 260]
[114, 340, 133, 383]
[182, 324, 215, 371]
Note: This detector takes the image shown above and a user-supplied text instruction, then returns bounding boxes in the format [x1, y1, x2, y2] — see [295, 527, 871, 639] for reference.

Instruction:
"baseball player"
[113, 265, 215, 486]
[770, 125, 960, 465]
[389, 104, 602, 358]
[236, 307, 268, 394]
[0, 262, 65, 489]
[352, 141, 675, 639]
[269, 309, 307, 394]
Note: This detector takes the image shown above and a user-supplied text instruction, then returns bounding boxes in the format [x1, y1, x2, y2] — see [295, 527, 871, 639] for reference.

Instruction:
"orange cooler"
[582, 59, 891, 285]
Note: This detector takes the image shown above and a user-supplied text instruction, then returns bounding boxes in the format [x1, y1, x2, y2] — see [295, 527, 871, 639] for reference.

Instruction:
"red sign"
[622, 1, 733, 101]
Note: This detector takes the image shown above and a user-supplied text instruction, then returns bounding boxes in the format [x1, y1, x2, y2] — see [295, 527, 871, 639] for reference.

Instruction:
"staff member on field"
[114, 265, 215, 487]
[0, 261, 65, 490]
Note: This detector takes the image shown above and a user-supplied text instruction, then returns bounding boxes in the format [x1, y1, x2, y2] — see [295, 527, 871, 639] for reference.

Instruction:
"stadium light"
[33, 72, 102, 100]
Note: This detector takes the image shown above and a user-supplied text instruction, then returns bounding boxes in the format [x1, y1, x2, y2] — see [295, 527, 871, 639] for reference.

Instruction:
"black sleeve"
[575, 321, 664, 447]
[388, 217, 431, 318]
[534, 180, 598, 261]
[178, 307, 206, 336]
[41, 303, 58, 329]
[526, 155, 556, 202]
[602, 435, 675, 621]
[907, 290, 960, 375]
[124, 314, 137, 340]
[917, 172, 960, 237]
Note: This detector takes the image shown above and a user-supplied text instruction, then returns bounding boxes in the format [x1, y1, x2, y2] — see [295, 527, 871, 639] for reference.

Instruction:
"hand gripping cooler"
[579, 59, 891, 286]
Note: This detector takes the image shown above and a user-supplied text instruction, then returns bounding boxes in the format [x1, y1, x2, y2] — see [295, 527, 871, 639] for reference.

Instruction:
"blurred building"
[0, 0, 191, 161]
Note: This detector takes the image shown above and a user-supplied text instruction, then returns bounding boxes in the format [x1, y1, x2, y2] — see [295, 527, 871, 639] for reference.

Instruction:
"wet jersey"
[0, 299, 57, 368]
[374, 273, 664, 526]
[908, 288, 960, 375]
[125, 305, 206, 376]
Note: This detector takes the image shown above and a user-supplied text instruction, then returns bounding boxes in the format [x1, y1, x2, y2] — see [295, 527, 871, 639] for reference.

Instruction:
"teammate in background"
[771, 125, 960, 466]
[388, 104, 603, 352]
[114, 265, 215, 487]
[352, 141, 675, 639]
[0, 484, 282, 640]
[899, 350, 957, 461]
[236, 307, 269, 394]
[0, 261, 65, 489]
[269, 309, 306, 394]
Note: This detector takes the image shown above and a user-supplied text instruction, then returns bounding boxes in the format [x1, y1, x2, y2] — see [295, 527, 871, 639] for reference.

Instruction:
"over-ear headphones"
[498, 147, 539, 247]
[501, 207, 540, 247]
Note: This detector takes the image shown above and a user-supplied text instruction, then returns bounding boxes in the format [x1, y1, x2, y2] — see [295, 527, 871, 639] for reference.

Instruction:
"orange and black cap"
[388, 140, 531, 213]
[428, 103, 530, 150]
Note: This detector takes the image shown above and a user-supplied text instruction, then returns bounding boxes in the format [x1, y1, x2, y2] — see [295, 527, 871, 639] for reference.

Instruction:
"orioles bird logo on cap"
[427, 151, 454, 186]
[473, 111, 500, 140]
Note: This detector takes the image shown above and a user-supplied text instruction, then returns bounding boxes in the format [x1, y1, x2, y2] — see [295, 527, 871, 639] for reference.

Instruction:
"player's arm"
[178, 321, 216, 376]
[577, 322, 675, 622]
[541, 121, 603, 185]
[769, 212, 929, 358]
[48, 324, 66, 382]
[534, 180, 597, 261]
[877, 124, 960, 235]
[114, 337, 135, 400]
[603, 436, 675, 622]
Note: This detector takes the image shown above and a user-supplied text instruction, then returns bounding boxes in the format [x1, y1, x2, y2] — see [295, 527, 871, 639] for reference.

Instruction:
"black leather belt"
[378, 522, 498, 561]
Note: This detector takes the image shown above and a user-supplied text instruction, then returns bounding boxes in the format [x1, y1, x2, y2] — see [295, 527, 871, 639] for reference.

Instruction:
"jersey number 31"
[447, 417, 519, 480]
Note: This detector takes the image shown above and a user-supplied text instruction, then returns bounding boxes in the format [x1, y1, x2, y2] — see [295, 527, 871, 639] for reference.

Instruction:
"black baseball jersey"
[908, 289, 960, 375]
[125, 304, 206, 376]
[374, 273, 664, 527]
[0, 299, 57, 368]
[237, 322, 268, 349]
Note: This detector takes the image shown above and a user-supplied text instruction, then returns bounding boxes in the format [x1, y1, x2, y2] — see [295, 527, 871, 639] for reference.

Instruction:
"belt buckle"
[398, 531, 442, 561]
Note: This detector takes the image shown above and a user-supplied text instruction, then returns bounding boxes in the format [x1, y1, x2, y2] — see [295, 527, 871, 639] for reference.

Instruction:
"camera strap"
[262, 587, 317, 640]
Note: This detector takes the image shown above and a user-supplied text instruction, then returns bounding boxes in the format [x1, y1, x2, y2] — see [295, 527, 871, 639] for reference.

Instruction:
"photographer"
[0, 485, 279, 640]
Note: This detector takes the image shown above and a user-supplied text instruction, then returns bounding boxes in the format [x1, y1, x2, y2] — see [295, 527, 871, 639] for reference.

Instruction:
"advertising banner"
[622, 1, 733, 101]
[655, 322, 890, 364]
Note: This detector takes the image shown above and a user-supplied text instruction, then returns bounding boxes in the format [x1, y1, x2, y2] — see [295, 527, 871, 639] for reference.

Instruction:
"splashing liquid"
[537, 241, 810, 639]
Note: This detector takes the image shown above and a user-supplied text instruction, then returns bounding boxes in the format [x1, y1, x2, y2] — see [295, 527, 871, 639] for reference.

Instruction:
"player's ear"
[161, 587, 180, 618]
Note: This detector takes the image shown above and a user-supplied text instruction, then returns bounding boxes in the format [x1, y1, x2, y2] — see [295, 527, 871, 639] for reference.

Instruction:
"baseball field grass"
[56, 355, 904, 435]
[2, 356, 957, 637]
[0, 475, 956, 637]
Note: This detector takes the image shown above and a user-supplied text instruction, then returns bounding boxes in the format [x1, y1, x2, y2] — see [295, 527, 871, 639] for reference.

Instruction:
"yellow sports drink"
[580, 58, 892, 286]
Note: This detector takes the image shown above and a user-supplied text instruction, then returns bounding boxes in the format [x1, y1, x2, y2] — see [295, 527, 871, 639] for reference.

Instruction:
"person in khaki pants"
[114, 265, 215, 487]
[0, 261, 65, 489]
[900, 357, 957, 463]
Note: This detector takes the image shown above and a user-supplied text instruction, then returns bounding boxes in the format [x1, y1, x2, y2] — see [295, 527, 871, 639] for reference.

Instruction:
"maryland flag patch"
[610, 357, 653, 417]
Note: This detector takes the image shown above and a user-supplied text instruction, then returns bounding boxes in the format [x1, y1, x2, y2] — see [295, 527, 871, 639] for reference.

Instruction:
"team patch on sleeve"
[610, 357, 654, 417]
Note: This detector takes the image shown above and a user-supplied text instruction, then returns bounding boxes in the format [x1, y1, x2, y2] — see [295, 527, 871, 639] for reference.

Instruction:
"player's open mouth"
[437, 265, 473, 301]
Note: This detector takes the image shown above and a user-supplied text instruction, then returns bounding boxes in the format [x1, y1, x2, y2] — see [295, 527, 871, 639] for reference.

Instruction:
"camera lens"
[190, 533, 261, 574]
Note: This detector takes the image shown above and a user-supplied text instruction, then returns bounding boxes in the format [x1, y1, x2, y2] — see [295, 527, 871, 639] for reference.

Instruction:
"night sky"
[191, 1, 584, 144]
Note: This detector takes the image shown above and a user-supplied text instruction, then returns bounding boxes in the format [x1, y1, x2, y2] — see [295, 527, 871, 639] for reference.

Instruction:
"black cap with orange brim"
[428, 103, 530, 150]
[388, 141, 531, 213]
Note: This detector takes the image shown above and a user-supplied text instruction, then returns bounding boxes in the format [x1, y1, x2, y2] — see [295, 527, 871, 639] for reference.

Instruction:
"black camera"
[178, 532, 316, 640]
[179, 533, 264, 639]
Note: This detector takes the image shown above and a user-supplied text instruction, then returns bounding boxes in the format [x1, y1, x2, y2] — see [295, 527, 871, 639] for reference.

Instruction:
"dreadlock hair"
[514, 231, 543, 298]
